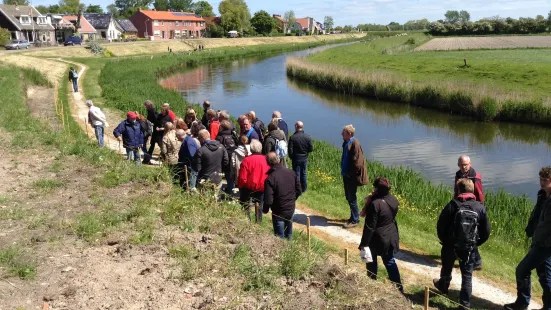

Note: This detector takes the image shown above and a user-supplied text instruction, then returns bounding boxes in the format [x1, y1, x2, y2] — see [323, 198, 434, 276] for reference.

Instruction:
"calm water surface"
[160, 46, 551, 199]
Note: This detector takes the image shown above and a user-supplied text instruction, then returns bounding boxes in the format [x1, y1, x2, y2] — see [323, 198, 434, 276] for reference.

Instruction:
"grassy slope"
[308, 33, 551, 97]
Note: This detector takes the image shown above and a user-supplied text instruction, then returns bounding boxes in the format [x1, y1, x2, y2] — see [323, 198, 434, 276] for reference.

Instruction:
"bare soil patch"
[26, 86, 62, 131]
[416, 36, 551, 51]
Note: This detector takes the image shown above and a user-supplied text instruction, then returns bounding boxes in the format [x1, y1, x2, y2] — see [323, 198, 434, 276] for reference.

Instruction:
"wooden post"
[344, 249, 349, 265]
[424, 286, 430, 310]
[464, 58, 467, 67]
[306, 217, 311, 249]
[84, 118, 89, 136]
[254, 202, 259, 224]
[184, 166, 190, 193]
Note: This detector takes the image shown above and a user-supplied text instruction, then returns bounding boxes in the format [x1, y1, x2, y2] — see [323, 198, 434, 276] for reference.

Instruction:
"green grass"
[32, 179, 65, 191]
[0, 246, 36, 279]
[286, 34, 551, 125]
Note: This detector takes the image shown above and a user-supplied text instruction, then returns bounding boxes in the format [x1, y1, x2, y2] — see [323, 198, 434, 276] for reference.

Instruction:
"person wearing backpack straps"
[68, 67, 79, 92]
[262, 122, 287, 167]
[216, 120, 238, 195]
[433, 178, 491, 309]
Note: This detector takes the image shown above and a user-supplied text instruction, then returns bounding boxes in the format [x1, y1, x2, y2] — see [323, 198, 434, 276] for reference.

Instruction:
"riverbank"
[286, 34, 551, 125]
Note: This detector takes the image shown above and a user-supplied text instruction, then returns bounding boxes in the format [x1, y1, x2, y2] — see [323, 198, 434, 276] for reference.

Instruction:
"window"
[175, 21, 179, 26]
[169, 21, 172, 26]
[161, 21, 164, 26]
[20, 15, 31, 24]
[37, 17, 47, 24]
[153, 30, 160, 36]
[175, 30, 180, 34]
[153, 20, 159, 26]
[200, 22, 204, 27]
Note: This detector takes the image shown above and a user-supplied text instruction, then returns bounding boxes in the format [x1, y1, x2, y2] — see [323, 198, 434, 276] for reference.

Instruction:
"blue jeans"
[179, 165, 197, 190]
[367, 248, 403, 293]
[343, 176, 359, 223]
[224, 171, 234, 194]
[272, 214, 293, 240]
[94, 125, 104, 147]
[438, 245, 475, 307]
[514, 245, 551, 308]
[126, 148, 141, 167]
[292, 159, 308, 193]
[72, 78, 78, 92]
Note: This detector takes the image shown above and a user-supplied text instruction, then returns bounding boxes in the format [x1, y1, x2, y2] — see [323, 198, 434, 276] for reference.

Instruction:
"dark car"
[5, 40, 30, 50]
[64, 36, 82, 46]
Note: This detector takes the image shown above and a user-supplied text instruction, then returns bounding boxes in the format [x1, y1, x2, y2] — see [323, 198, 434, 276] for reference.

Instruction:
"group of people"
[87, 99, 551, 310]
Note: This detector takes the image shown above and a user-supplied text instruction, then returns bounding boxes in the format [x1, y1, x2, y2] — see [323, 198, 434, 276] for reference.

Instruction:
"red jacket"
[209, 120, 220, 140]
[454, 168, 485, 203]
[168, 110, 176, 121]
[238, 154, 270, 192]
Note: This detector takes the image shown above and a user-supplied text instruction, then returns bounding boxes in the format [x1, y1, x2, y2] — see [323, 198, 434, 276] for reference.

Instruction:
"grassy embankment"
[286, 33, 551, 125]
[93, 40, 541, 298]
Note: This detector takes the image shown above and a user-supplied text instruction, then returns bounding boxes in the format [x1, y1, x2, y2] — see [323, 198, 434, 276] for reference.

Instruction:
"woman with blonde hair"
[185, 108, 199, 129]
[161, 122, 181, 183]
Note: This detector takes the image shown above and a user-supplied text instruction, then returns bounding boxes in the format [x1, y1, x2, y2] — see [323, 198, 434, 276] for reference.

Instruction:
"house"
[64, 15, 97, 41]
[46, 14, 74, 43]
[83, 13, 123, 40]
[0, 4, 55, 43]
[116, 19, 138, 39]
[292, 17, 322, 35]
[129, 8, 207, 40]
[272, 14, 287, 33]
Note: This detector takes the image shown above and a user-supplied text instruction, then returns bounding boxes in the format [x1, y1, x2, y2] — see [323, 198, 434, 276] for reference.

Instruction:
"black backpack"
[221, 134, 237, 153]
[452, 200, 479, 254]
[254, 119, 265, 142]
[230, 129, 240, 146]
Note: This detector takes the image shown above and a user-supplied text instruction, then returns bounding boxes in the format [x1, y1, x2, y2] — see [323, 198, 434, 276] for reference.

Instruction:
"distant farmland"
[415, 36, 551, 51]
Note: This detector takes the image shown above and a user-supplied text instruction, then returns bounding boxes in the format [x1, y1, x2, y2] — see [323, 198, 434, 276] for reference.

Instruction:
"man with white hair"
[86, 100, 108, 147]
[248, 110, 265, 143]
[288, 121, 313, 193]
[193, 129, 229, 188]
[238, 139, 270, 222]
[272, 111, 288, 139]
[454, 155, 485, 270]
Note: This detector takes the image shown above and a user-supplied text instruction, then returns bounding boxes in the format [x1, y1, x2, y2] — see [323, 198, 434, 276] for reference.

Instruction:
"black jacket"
[201, 109, 209, 129]
[437, 194, 491, 247]
[526, 190, 551, 247]
[146, 108, 158, 124]
[216, 129, 237, 165]
[262, 129, 286, 155]
[263, 164, 302, 220]
[275, 118, 289, 140]
[359, 194, 400, 256]
[152, 112, 172, 142]
[192, 140, 229, 184]
[288, 130, 313, 162]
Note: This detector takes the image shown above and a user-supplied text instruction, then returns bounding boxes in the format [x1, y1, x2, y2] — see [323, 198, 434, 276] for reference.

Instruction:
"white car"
[5, 40, 30, 50]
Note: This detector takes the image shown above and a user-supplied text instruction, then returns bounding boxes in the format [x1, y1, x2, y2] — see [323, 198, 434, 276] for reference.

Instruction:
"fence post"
[424, 286, 430, 310]
[254, 202, 259, 224]
[306, 216, 311, 250]
[344, 248, 349, 265]
[184, 166, 190, 193]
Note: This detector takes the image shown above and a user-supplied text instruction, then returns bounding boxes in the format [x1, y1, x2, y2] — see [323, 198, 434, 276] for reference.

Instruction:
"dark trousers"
[514, 245, 551, 308]
[239, 188, 264, 223]
[71, 78, 78, 92]
[147, 134, 163, 160]
[437, 245, 475, 308]
[142, 136, 151, 163]
[343, 176, 359, 223]
[292, 159, 308, 193]
[367, 248, 403, 293]
[272, 214, 293, 240]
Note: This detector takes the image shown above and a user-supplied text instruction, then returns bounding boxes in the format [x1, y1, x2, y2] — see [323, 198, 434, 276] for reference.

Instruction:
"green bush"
[448, 91, 474, 115]
[0, 27, 10, 47]
[280, 241, 317, 279]
[477, 97, 499, 121]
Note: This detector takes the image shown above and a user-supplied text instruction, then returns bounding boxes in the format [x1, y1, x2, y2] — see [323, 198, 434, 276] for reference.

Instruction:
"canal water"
[160, 45, 551, 199]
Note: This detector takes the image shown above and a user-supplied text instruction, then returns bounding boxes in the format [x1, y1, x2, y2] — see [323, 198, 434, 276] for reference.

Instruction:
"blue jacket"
[276, 118, 289, 140]
[178, 134, 198, 168]
[113, 120, 144, 149]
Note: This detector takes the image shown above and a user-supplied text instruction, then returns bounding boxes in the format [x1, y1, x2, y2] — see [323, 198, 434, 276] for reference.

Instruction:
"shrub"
[89, 41, 105, 55]
[0, 27, 10, 47]
[477, 97, 499, 121]
[448, 91, 474, 115]
[280, 241, 316, 279]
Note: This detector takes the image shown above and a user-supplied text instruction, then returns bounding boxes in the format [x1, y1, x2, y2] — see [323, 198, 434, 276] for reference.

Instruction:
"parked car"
[64, 36, 82, 46]
[5, 40, 30, 50]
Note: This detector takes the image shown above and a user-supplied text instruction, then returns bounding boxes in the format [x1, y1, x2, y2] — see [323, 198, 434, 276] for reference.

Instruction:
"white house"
[83, 13, 122, 40]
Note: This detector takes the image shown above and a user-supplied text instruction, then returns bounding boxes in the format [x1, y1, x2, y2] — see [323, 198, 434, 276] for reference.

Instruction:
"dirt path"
[64, 59, 540, 309]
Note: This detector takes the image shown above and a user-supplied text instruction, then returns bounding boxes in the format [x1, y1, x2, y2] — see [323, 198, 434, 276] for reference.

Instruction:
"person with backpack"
[216, 120, 238, 195]
[262, 122, 287, 166]
[86, 100, 108, 147]
[504, 167, 551, 310]
[248, 111, 265, 143]
[272, 111, 288, 140]
[433, 178, 491, 309]
[358, 177, 403, 293]
[136, 112, 152, 160]
[231, 135, 251, 189]
[147, 104, 172, 164]
[113, 112, 144, 167]
[68, 67, 79, 92]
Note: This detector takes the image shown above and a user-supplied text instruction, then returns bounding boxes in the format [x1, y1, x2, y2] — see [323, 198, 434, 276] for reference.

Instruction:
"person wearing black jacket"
[434, 178, 491, 309]
[216, 120, 237, 194]
[143, 100, 157, 163]
[358, 177, 403, 293]
[193, 129, 229, 188]
[147, 105, 172, 163]
[263, 152, 302, 240]
[288, 121, 313, 193]
[504, 167, 551, 310]
[201, 100, 211, 128]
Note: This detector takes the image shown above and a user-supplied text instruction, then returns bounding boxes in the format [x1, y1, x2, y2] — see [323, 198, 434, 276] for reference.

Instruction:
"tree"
[85, 4, 104, 13]
[548, 11, 551, 29]
[205, 22, 224, 37]
[250, 10, 274, 35]
[459, 10, 470, 22]
[48, 4, 62, 13]
[35, 5, 50, 13]
[283, 10, 295, 33]
[3, 0, 29, 4]
[153, 0, 168, 10]
[444, 10, 460, 23]
[115, 0, 152, 18]
[0, 27, 10, 46]
[323, 16, 334, 32]
[170, 0, 193, 11]
[219, 0, 251, 34]
[107, 3, 119, 16]
[59, 0, 85, 13]
[194, 1, 214, 17]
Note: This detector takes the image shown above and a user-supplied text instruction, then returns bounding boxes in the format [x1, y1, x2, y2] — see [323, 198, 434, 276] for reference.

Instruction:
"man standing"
[272, 111, 288, 139]
[201, 100, 211, 128]
[86, 100, 108, 147]
[193, 129, 229, 189]
[341, 124, 369, 228]
[176, 129, 198, 190]
[433, 178, 491, 309]
[248, 111, 265, 143]
[113, 112, 144, 167]
[147, 103, 172, 163]
[216, 120, 238, 194]
[238, 140, 270, 222]
[68, 67, 79, 93]
[455, 155, 485, 270]
[263, 152, 302, 240]
[143, 100, 157, 164]
[504, 167, 551, 310]
[288, 121, 313, 193]
[241, 117, 259, 143]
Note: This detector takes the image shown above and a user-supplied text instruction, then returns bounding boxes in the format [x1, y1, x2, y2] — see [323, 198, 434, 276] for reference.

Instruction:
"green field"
[287, 33, 551, 124]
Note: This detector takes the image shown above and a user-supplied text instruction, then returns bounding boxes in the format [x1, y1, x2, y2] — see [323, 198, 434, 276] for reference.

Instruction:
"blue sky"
[30, 0, 550, 25]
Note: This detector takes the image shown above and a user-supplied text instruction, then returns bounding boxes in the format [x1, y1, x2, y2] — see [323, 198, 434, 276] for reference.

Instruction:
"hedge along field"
[287, 34, 551, 125]
[95, 39, 538, 289]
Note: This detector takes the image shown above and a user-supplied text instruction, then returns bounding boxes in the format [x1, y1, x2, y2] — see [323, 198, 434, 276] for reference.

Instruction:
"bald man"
[288, 121, 313, 193]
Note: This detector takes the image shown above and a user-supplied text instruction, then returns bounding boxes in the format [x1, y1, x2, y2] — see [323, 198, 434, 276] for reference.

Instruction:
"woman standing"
[358, 177, 403, 293]
[161, 122, 181, 183]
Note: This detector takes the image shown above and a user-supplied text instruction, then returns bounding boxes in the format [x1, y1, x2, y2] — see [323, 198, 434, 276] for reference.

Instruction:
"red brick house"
[130, 8, 206, 40]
